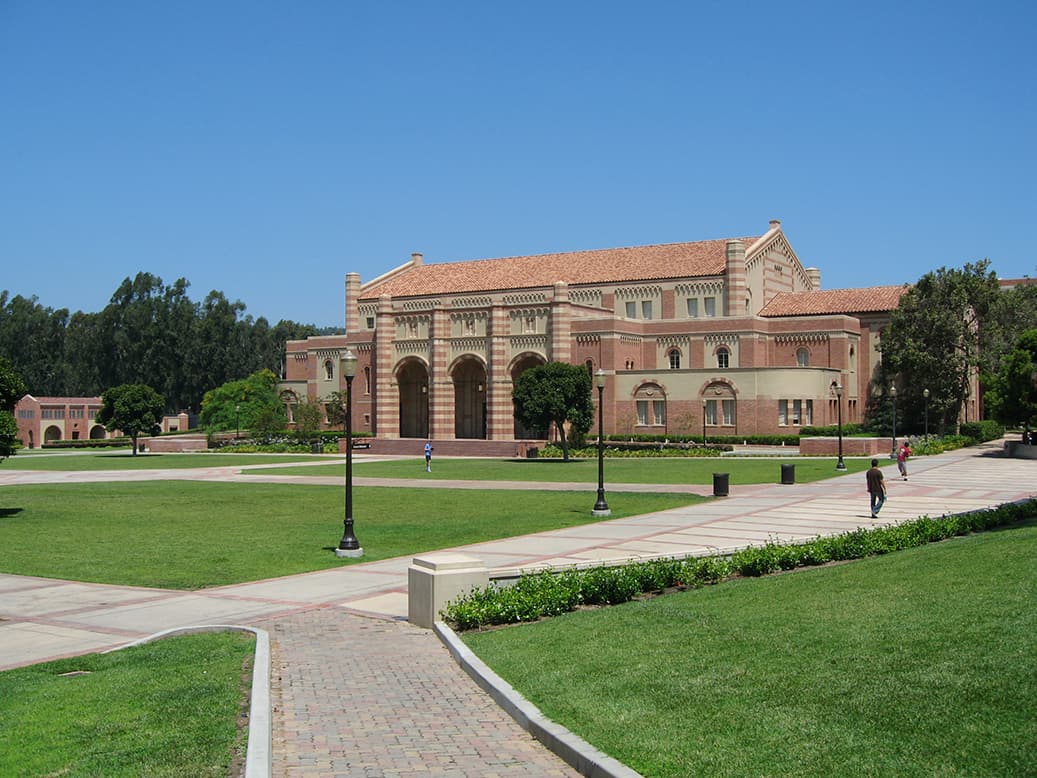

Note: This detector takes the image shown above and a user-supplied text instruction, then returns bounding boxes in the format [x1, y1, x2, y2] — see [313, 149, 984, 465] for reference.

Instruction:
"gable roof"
[360, 237, 762, 300]
[758, 286, 908, 317]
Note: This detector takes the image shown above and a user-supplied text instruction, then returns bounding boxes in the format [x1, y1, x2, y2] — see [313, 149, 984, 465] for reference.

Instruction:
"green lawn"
[253, 456, 872, 484]
[0, 481, 703, 588]
[0, 631, 252, 777]
[463, 520, 1037, 777]
[1, 451, 320, 470]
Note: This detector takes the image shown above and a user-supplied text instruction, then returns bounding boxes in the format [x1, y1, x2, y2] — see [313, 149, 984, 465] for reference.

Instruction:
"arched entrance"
[397, 359, 430, 438]
[453, 357, 487, 439]
[44, 426, 61, 444]
[511, 353, 547, 438]
[89, 426, 106, 440]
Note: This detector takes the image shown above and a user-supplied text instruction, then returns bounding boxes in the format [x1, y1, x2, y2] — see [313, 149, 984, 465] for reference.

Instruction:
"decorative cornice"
[502, 292, 547, 305]
[451, 337, 488, 351]
[675, 281, 724, 295]
[619, 335, 643, 344]
[703, 333, 740, 343]
[509, 308, 550, 319]
[774, 332, 830, 344]
[509, 335, 548, 350]
[401, 300, 435, 311]
[575, 334, 601, 344]
[569, 289, 602, 306]
[451, 296, 493, 308]
[395, 340, 430, 353]
[657, 335, 691, 347]
[315, 349, 342, 360]
[450, 311, 488, 321]
[615, 285, 663, 299]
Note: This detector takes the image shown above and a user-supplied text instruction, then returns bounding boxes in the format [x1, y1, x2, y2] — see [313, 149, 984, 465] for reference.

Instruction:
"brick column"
[724, 240, 747, 317]
[429, 304, 454, 439]
[344, 272, 361, 335]
[550, 281, 572, 363]
[487, 303, 513, 439]
[374, 294, 399, 438]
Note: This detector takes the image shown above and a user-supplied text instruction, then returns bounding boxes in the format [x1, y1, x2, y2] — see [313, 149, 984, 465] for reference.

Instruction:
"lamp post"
[889, 384, 898, 459]
[336, 350, 362, 557]
[923, 388, 930, 447]
[702, 398, 707, 445]
[235, 403, 240, 439]
[592, 369, 611, 517]
[835, 383, 846, 470]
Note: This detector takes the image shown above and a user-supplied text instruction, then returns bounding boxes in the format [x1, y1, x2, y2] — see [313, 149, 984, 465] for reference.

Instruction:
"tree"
[879, 261, 1000, 435]
[96, 384, 165, 456]
[199, 369, 286, 435]
[323, 390, 348, 430]
[0, 356, 28, 460]
[292, 398, 325, 447]
[512, 362, 594, 461]
[984, 329, 1037, 432]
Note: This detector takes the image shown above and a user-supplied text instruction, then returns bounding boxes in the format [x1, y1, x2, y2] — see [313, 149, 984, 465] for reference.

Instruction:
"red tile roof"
[361, 237, 761, 299]
[758, 286, 908, 317]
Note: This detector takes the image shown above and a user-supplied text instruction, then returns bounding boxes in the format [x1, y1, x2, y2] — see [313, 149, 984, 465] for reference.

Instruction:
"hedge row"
[441, 498, 1037, 631]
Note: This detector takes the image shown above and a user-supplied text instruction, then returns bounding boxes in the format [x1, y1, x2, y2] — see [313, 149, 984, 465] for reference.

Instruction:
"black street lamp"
[889, 384, 898, 459]
[835, 383, 846, 470]
[593, 369, 611, 517]
[702, 398, 707, 446]
[923, 388, 930, 447]
[336, 350, 362, 557]
[235, 403, 240, 439]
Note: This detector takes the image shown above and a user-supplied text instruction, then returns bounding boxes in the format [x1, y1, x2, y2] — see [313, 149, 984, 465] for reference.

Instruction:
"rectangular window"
[705, 400, 717, 425]
[69, 408, 85, 419]
[652, 400, 665, 426]
[366, 317, 375, 329]
[687, 298, 698, 317]
[704, 297, 716, 317]
[625, 301, 637, 319]
[722, 399, 736, 426]
[805, 399, 813, 425]
[41, 408, 65, 420]
[641, 301, 653, 320]
[778, 400, 788, 426]
[637, 400, 649, 425]
[792, 399, 802, 426]
[88, 407, 101, 419]
[18, 409, 34, 419]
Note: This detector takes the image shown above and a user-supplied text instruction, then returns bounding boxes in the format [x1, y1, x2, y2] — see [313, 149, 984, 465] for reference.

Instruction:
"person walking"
[897, 440, 911, 480]
[866, 458, 886, 518]
[424, 441, 433, 472]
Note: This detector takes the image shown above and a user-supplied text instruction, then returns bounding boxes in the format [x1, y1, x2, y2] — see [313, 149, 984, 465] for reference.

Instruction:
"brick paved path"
[259, 608, 579, 777]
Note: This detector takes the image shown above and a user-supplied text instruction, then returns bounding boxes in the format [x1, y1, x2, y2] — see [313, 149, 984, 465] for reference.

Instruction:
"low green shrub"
[442, 499, 1037, 629]
[800, 423, 865, 437]
[43, 438, 130, 449]
[959, 420, 1005, 443]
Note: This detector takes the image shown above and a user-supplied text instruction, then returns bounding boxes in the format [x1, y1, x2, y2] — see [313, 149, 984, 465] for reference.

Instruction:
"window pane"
[653, 400, 665, 426]
[778, 400, 787, 426]
[705, 400, 717, 425]
[642, 301, 653, 320]
[797, 348, 809, 367]
[669, 350, 680, 369]
[717, 349, 729, 369]
[637, 400, 648, 425]
[792, 399, 801, 425]
[625, 301, 637, 318]
[704, 297, 716, 317]
[805, 399, 813, 425]
[687, 298, 698, 317]
[722, 399, 735, 425]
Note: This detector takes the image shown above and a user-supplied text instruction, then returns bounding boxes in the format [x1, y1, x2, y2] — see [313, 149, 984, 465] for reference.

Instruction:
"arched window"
[634, 384, 666, 427]
[668, 349, 681, 369]
[324, 360, 334, 380]
[717, 347, 730, 369]
[797, 348, 809, 367]
[585, 359, 594, 375]
[364, 365, 372, 395]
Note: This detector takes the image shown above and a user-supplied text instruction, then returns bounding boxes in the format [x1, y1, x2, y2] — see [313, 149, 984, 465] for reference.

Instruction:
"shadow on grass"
[0, 508, 24, 518]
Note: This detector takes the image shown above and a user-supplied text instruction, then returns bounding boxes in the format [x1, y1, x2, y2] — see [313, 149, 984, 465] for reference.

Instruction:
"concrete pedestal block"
[408, 553, 488, 629]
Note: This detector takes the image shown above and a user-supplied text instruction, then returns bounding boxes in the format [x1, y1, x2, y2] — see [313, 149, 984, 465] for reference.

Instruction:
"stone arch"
[44, 425, 61, 444]
[509, 352, 547, 438]
[451, 355, 488, 439]
[89, 425, 106, 440]
[632, 381, 668, 429]
[396, 357, 430, 439]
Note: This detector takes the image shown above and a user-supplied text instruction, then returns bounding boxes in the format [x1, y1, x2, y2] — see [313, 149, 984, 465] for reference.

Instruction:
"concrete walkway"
[1, 439, 1034, 775]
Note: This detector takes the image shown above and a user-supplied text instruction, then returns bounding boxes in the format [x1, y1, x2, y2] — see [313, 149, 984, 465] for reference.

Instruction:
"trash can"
[712, 472, 729, 497]
[311, 442, 323, 454]
[781, 463, 795, 485]
[526, 447, 539, 459]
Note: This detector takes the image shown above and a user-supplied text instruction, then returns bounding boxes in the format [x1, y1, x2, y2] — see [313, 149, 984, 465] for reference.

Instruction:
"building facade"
[14, 395, 111, 448]
[281, 220, 907, 448]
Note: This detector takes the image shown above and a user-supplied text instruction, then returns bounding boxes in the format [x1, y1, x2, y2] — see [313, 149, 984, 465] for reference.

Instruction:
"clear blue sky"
[2, 1, 1034, 328]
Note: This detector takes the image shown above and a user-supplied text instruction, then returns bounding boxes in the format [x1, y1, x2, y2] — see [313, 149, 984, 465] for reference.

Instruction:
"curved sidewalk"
[1, 440, 1034, 775]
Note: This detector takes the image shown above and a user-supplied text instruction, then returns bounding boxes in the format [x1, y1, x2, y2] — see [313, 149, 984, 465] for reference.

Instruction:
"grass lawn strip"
[0, 631, 253, 777]
[251, 456, 872, 484]
[463, 521, 1037, 777]
[2, 451, 320, 471]
[0, 481, 703, 588]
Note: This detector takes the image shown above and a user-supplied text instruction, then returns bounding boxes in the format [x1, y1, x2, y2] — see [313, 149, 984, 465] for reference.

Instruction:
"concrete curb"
[433, 621, 642, 778]
[104, 624, 271, 778]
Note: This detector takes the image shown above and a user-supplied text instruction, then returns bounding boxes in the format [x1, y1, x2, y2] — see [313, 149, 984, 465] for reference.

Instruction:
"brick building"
[281, 220, 908, 452]
[14, 395, 111, 448]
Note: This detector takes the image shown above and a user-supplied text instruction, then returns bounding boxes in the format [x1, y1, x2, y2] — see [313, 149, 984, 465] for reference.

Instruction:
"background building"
[282, 220, 908, 453]
[14, 396, 111, 448]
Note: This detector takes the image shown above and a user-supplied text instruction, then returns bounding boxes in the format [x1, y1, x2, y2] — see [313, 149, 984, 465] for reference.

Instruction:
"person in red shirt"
[897, 440, 911, 480]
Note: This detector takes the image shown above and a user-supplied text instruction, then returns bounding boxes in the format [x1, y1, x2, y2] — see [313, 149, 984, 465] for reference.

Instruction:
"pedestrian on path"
[897, 440, 911, 480]
[866, 458, 886, 518]
[424, 441, 433, 472]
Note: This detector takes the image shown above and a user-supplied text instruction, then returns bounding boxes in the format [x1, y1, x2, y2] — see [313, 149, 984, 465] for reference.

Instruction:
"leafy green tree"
[96, 384, 165, 456]
[984, 329, 1037, 432]
[0, 292, 70, 395]
[879, 261, 1000, 434]
[323, 390, 348, 430]
[292, 397, 325, 446]
[0, 356, 28, 460]
[199, 369, 285, 435]
[512, 362, 594, 461]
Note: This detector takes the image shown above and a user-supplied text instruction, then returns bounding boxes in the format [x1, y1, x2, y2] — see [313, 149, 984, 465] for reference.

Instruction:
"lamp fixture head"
[595, 368, 606, 389]
[341, 350, 358, 378]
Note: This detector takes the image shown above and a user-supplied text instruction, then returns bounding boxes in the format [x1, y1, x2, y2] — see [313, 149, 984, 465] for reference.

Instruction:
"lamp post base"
[592, 507, 612, 517]
[335, 546, 364, 558]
